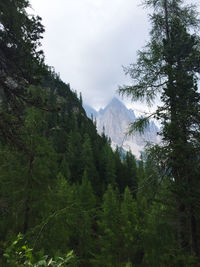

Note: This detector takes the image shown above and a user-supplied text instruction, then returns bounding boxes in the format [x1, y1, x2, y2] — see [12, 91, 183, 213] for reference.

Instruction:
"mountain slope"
[84, 98, 160, 157]
[83, 104, 98, 118]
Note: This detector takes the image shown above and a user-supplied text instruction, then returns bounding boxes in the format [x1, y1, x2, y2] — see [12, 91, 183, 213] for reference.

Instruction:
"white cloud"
[29, 0, 150, 109]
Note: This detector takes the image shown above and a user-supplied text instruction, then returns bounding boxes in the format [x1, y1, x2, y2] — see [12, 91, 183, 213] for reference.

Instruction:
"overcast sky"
[28, 0, 152, 112]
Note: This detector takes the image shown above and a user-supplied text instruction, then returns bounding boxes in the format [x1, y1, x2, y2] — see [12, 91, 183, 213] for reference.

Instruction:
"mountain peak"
[83, 98, 160, 157]
[103, 97, 127, 114]
[107, 97, 125, 107]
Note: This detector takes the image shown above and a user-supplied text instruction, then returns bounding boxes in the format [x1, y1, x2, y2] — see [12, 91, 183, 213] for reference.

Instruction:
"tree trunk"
[23, 154, 34, 234]
[190, 205, 199, 256]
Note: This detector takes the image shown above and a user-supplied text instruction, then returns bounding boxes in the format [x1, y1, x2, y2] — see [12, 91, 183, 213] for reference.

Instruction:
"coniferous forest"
[0, 0, 200, 266]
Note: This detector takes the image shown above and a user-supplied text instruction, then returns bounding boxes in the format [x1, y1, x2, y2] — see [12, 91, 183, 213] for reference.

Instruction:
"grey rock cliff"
[84, 98, 160, 157]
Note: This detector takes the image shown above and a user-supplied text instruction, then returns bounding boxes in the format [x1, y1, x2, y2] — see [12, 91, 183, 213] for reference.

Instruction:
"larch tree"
[119, 0, 200, 258]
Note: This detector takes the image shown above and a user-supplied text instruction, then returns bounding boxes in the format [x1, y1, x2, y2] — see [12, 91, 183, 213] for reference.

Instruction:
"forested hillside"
[0, 0, 200, 266]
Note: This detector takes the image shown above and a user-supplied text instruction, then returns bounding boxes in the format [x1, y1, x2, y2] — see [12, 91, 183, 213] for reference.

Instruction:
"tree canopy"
[119, 0, 200, 258]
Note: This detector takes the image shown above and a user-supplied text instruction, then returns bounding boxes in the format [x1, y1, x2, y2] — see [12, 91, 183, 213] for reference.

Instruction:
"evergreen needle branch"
[33, 203, 76, 248]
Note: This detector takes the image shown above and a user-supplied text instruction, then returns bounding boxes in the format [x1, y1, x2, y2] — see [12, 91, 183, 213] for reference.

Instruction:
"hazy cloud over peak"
[29, 0, 150, 110]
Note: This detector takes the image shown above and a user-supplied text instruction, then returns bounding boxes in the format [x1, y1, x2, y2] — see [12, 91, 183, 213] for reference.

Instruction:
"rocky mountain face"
[84, 98, 160, 157]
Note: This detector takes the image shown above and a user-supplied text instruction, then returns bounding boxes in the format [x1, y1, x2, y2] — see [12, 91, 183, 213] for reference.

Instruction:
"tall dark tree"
[0, 0, 44, 82]
[0, 0, 45, 143]
[95, 185, 121, 266]
[119, 0, 200, 258]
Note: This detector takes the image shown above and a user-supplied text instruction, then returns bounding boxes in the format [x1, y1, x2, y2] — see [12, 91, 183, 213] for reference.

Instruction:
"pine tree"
[96, 185, 121, 266]
[40, 173, 74, 255]
[120, 187, 141, 265]
[114, 147, 127, 193]
[102, 144, 116, 185]
[122, 152, 138, 196]
[22, 107, 58, 234]
[80, 134, 98, 186]
[59, 156, 71, 179]
[75, 171, 96, 264]
[66, 129, 82, 182]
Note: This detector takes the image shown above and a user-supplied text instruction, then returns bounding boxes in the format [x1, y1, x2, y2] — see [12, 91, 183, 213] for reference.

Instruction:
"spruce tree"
[120, 187, 141, 265]
[123, 152, 138, 196]
[96, 185, 121, 266]
[75, 172, 96, 265]
[80, 134, 98, 185]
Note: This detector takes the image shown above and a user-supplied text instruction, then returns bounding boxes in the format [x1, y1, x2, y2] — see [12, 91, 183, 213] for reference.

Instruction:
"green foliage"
[120, 187, 142, 264]
[128, 117, 150, 134]
[0, 0, 46, 144]
[119, 0, 200, 261]
[2, 0, 200, 265]
[3, 233, 77, 266]
[0, 0, 45, 82]
[95, 185, 121, 266]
